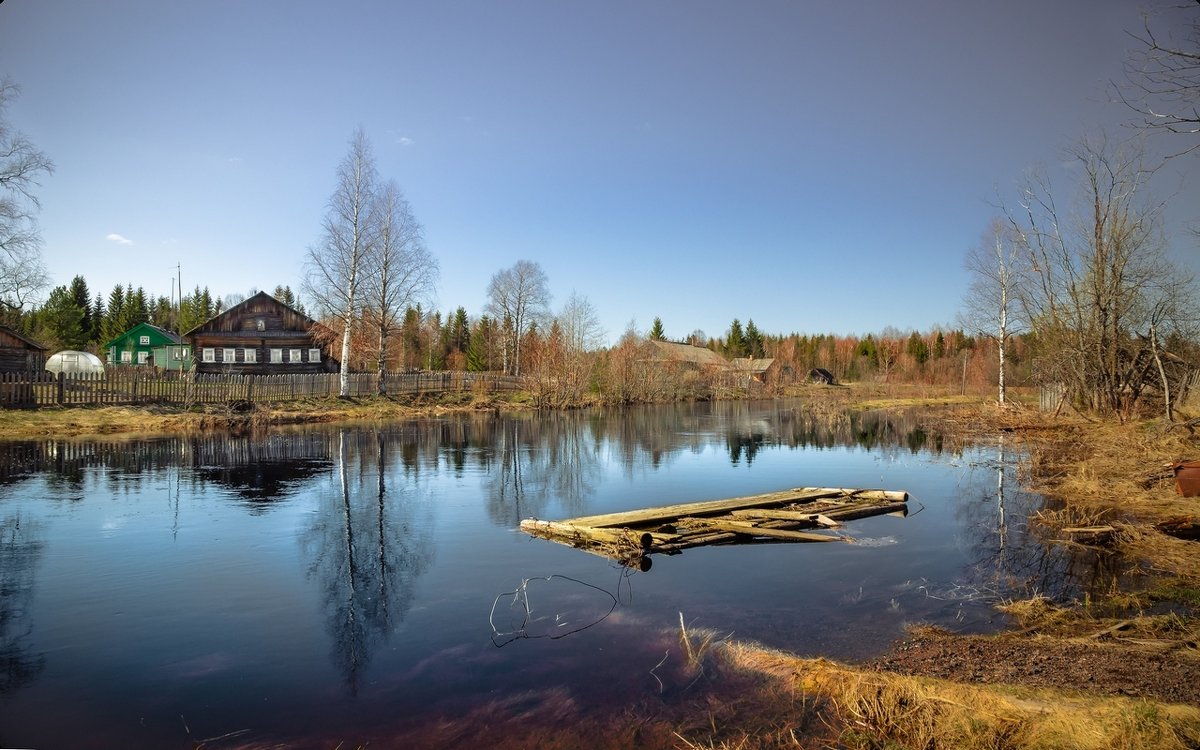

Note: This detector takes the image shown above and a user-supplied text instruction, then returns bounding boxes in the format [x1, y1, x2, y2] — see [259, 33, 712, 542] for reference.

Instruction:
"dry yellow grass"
[720, 640, 1200, 750]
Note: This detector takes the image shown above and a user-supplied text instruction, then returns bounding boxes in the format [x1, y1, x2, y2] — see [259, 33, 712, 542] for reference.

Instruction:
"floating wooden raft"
[520, 487, 908, 569]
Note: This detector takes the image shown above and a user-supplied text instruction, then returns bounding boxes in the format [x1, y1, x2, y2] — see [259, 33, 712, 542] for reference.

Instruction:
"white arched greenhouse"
[45, 350, 105, 375]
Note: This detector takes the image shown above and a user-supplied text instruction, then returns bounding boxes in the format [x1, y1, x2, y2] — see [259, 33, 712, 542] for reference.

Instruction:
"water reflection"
[300, 430, 435, 693]
[951, 436, 1121, 605]
[0, 513, 44, 695]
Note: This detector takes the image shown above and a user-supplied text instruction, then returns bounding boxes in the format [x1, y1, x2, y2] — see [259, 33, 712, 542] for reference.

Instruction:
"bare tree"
[364, 180, 438, 394]
[304, 129, 378, 397]
[557, 291, 604, 354]
[1005, 134, 1194, 416]
[1118, 4, 1200, 155]
[485, 260, 551, 376]
[960, 219, 1025, 404]
[0, 78, 52, 312]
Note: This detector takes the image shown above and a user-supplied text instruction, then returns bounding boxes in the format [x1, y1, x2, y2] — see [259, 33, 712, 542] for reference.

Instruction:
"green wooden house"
[103, 323, 193, 370]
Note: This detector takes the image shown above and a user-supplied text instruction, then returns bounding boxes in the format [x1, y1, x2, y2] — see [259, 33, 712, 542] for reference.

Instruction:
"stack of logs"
[520, 487, 909, 569]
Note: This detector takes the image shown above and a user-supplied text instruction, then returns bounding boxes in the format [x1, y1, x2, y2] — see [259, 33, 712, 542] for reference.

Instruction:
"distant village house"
[103, 322, 191, 370]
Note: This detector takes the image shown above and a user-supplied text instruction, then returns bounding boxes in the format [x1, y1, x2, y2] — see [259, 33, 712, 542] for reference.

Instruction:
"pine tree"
[466, 315, 490, 372]
[649, 317, 665, 341]
[745, 319, 764, 358]
[726, 319, 746, 358]
[103, 285, 126, 343]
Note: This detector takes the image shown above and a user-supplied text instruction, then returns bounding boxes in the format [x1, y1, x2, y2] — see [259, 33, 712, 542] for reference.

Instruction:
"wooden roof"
[646, 340, 730, 367]
[0, 325, 47, 351]
[732, 357, 775, 374]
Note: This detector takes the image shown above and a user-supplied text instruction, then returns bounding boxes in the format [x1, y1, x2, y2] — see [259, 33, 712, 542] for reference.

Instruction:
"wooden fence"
[0, 370, 526, 409]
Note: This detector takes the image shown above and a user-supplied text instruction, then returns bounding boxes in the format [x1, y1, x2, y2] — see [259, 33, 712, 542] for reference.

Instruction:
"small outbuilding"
[45, 350, 105, 375]
[0, 326, 47, 373]
[808, 368, 836, 385]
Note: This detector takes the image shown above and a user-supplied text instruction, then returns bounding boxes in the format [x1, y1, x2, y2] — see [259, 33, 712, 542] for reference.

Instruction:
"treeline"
[8, 276, 304, 352]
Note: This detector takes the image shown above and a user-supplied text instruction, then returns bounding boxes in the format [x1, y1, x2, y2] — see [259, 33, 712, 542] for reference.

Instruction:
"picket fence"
[0, 370, 525, 409]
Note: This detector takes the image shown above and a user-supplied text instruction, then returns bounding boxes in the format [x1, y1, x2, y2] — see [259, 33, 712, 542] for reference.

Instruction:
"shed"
[184, 291, 338, 375]
[0, 326, 47, 373]
[733, 357, 796, 386]
[808, 368, 836, 385]
[46, 350, 105, 375]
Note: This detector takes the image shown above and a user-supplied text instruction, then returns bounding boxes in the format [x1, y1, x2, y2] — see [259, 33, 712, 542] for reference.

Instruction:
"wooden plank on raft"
[560, 487, 908, 529]
[679, 518, 840, 542]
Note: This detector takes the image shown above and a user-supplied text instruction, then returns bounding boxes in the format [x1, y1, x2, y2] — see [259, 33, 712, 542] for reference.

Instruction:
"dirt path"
[868, 628, 1200, 706]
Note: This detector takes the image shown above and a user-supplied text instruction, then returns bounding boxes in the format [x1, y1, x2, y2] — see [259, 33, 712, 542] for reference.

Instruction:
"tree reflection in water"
[952, 436, 1123, 606]
[301, 429, 435, 693]
[482, 412, 603, 525]
[0, 513, 45, 695]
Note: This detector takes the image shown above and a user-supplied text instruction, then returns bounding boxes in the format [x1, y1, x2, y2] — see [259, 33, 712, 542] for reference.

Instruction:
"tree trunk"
[1150, 324, 1172, 422]
[377, 323, 387, 396]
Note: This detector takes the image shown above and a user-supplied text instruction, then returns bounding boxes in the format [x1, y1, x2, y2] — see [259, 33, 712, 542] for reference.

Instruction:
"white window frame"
[243, 348, 257, 363]
[137, 351, 149, 365]
[222, 347, 236, 363]
[202, 348, 215, 363]
[121, 350, 132, 363]
[139, 335, 150, 345]
[308, 348, 321, 363]
[270, 348, 283, 364]
[289, 348, 302, 364]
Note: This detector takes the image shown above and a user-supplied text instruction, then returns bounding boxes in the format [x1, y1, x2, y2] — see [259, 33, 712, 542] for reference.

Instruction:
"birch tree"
[960, 219, 1024, 405]
[485, 260, 550, 377]
[304, 129, 378, 397]
[0, 78, 52, 312]
[364, 180, 438, 394]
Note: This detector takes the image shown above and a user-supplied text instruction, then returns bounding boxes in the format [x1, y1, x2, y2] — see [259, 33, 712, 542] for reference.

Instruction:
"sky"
[1, 1, 1197, 345]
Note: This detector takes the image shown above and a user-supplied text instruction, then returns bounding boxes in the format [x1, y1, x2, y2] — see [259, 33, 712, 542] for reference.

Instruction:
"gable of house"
[184, 291, 337, 374]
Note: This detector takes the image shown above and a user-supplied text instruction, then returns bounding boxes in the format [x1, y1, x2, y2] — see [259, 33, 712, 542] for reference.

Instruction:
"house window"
[121, 351, 132, 363]
[202, 348, 215, 363]
[308, 348, 321, 363]
[289, 349, 302, 363]
[256, 319, 265, 331]
[139, 335, 150, 345]
[243, 348, 257, 363]
[173, 347, 186, 360]
[137, 351, 149, 365]
[270, 348, 283, 363]
[109, 347, 117, 363]
[222, 348, 236, 363]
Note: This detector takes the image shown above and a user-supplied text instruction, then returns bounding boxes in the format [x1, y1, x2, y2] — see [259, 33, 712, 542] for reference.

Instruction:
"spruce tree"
[649, 317, 665, 341]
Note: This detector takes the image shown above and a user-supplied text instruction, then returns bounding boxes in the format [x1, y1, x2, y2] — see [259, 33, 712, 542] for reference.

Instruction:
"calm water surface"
[0, 400, 1110, 748]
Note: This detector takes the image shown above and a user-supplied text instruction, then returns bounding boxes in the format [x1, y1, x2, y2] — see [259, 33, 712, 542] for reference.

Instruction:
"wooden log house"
[0, 325, 47, 373]
[184, 291, 338, 375]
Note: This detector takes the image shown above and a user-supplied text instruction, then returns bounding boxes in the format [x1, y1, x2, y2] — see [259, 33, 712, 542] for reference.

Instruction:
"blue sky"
[1, 1, 1196, 344]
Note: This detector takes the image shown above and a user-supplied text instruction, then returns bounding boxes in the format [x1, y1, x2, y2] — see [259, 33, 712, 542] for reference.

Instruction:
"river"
[0, 400, 1111, 748]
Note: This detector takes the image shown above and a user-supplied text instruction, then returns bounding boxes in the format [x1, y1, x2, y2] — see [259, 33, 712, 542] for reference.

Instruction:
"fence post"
[56, 371, 65, 405]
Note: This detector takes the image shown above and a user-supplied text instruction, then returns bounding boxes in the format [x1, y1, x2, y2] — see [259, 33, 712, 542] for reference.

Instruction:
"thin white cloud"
[396, 136, 414, 146]
[106, 233, 133, 246]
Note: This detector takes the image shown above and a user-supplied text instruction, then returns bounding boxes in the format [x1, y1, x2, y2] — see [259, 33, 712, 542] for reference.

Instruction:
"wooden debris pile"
[520, 487, 908, 569]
